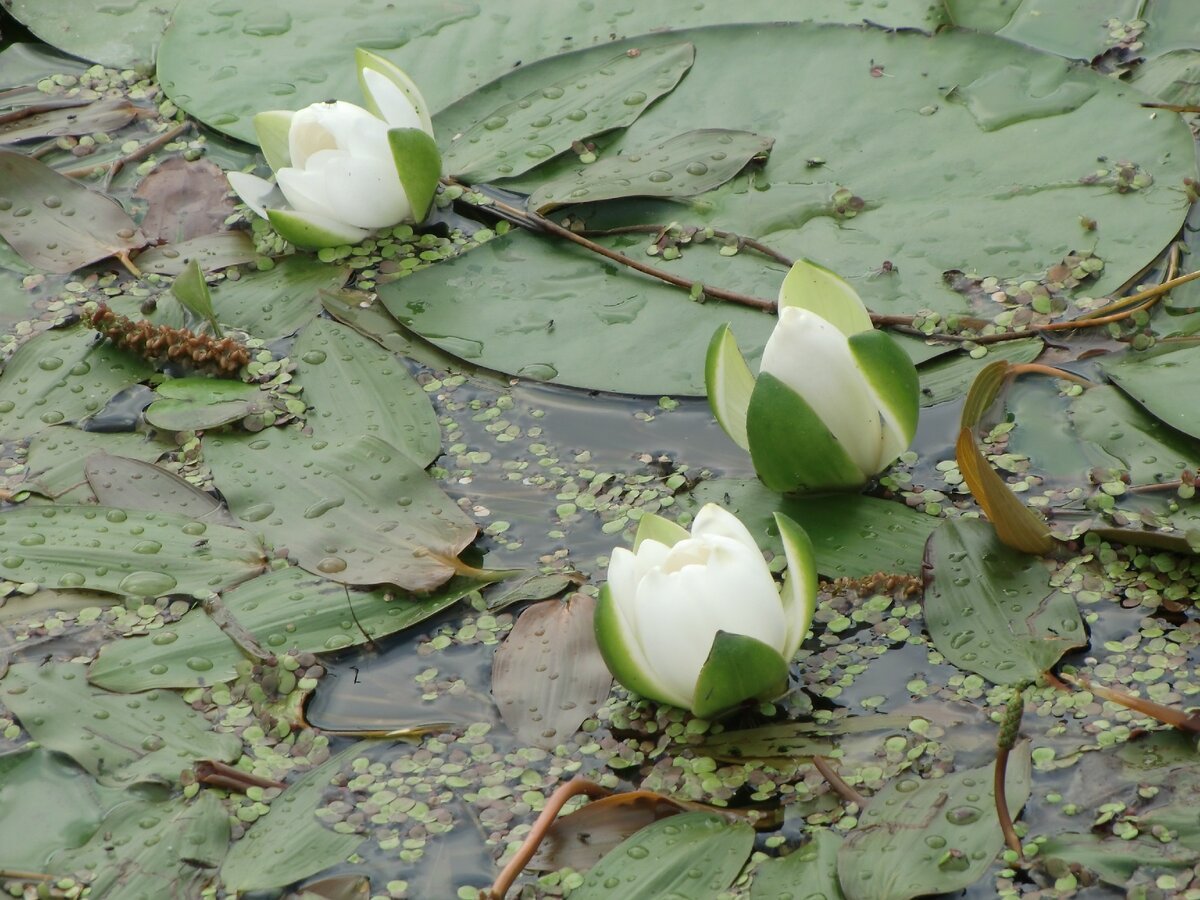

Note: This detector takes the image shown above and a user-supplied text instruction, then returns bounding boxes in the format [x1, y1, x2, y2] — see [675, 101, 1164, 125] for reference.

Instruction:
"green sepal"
[777, 258, 873, 337]
[266, 208, 370, 250]
[746, 372, 866, 493]
[594, 583, 680, 706]
[356, 47, 434, 134]
[633, 511, 690, 551]
[251, 110, 294, 173]
[704, 323, 754, 451]
[848, 329, 920, 447]
[387, 127, 442, 223]
[691, 630, 788, 719]
[773, 512, 817, 657]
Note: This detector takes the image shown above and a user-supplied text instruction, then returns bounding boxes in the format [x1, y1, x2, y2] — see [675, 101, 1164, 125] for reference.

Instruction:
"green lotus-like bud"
[594, 503, 816, 719]
[706, 259, 919, 493]
[226, 49, 442, 250]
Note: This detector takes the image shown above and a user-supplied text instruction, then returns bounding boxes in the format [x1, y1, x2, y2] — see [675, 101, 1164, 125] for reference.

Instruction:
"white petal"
[288, 101, 386, 167]
[606, 547, 641, 616]
[303, 150, 412, 229]
[362, 68, 425, 133]
[690, 503, 761, 555]
[226, 171, 277, 220]
[630, 538, 672, 584]
[287, 105, 339, 170]
[275, 163, 337, 219]
[760, 307, 883, 477]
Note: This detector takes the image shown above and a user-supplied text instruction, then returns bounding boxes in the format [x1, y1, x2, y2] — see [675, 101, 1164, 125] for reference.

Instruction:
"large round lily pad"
[384, 22, 1193, 394]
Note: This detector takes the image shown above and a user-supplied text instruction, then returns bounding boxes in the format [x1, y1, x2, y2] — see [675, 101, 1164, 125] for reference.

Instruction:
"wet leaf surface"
[84, 453, 234, 522]
[22, 429, 171, 501]
[923, 519, 1086, 684]
[1, 661, 242, 785]
[133, 157, 236, 244]
[491, 593, 612, 749]
[837, 745, 1032, 900]
[916, 339, 1043, 407]
[144, 377, 271, 431]
[0, 96, 137, 145]
[89, 567, 487, 691]
[3, 0, 174, 68]
[204, 431, 476, 591]
[0, 151, 146, 273]
[750, 828, 845, 899]
[133, 231, 258, 276]
[1101, 344, 1200, 443]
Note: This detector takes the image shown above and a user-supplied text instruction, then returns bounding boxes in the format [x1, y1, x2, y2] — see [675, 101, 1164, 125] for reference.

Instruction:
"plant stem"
[812, 755, 865, 807]
[63, 120, 191, 183]
[1007, 363, 1095, 387]
[994, 686, 1026, 856]
[485, 777, 612, 900]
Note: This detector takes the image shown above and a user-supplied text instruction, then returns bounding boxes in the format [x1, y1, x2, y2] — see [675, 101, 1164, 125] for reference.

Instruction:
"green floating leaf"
[917, 339, 1043, 407]
[923, 518, 1085, 684]
[293, 319, 441, 467]
[0, 151, 145, 273]
[571, 812, 754, 900]
[24, 429, 170, 500]
[837, 745, 1032, 900]
[751, 830, 845, 900]
[944, 0, 1139, 60]
[1101, 345, 1200, 443]
[1, 661, 242, 785]
[691, 478, 936, 580]
[529, 129, 772, 213]
[204, 431, 476, 591]
[444, 42, 694, 183]
[133, 232, 258, 277]
[491, 594, 612, 748]
[1037, 832, 1198, 887]
[206, 255, 349, 341]
[0, 97, 137, 145]
[220, 744, 367, 893]
[89, 566, 487, 691]
[144, 377, 270, 431]
[0, 325, 154, 442]
[49, 791, 230, 898]
[85, 452, 235, 522]
[1134, 50, 1200, 106]
[0, 504, 265, 598]
[3, 0, 172, 68]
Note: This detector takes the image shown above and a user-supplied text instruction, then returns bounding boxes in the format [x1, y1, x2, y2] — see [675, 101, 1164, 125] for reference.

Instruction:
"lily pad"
[916, 339, 1044, 407]
[133, 232, 258, 277]
[837, 745, 1032, 900]
[1, 661, 242, 785]
[391, 23, 1192, 394]
[89, 566, 487, 691]
[1101, 345, 1200, 443]
[0, 151, 146, 273]
[204, 430, 476, 591]
[23, 429, 171, 500]
[923, 518, 1086, 684]
[144, 377, 272, 431]
[3, 0, 172, 68]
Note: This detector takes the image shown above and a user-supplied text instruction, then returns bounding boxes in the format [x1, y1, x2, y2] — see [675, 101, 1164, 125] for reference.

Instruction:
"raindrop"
[106, 510, 128, 523]
[301, 350, 327, 365]
[945, 805, 981, 825]
[685, 161, 708, 176]
[894, 778, 919, 793]
[117, 571, 178, 597]
[483, 116, 508, 130]
[647, 170, 673, 183]
[133, 540, 163, 554]
[43, 195, 62, 209]
[627, 845, 649, 859]
[317, 556, 347, 573]
[565, 109, 587, 121]
[58, 572, 86, 587]
[186, 656, 214, 672]
[151, 631, 178, 645]
[141, 735, 165, 751]
[18, 533, 45, 546]
[623, 91, 647, 105]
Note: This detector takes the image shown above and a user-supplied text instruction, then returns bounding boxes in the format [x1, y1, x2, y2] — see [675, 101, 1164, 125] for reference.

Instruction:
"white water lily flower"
[227, 49, 441, 250]
[594, 503, 816, 718]
[706, 259, 919, 493]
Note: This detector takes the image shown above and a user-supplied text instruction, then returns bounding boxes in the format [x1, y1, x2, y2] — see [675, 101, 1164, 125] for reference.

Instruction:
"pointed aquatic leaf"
[293, 318, 441, 467]
[134, 157, 237, 244]
[204, 431, 476, 591]
[924, 518, 1085, 684]
[0, 97, 136, 144]
[594, 583, 673, 704]
[632, 511, 690, 550]
[778, 258, 873, 337]
[24, 430, 170, 501]
[960, 359, 1011, 430]
[956, 426, 1055, 555]
[1037, 832, 1199, 887]
[529, 129, 773, 212]
[571, 812, 754, 900]
[692, 478, 935, 579]
[85, 453, 234, 522]
[0, 504, 265, 598]
[746, 372, 866, 493]
[0, 151, 145, 272]
[492, 594, 613, 748]
[705, 323, 754, 451]
[134, 231, 258, 276]
[388, 127, 441, 221]
[144, 377, 271, 431]
[837, 745, 1032, 900]
[1, 661, 242, 785]
[0, 326, 154, 441]
[90, 567, 487, 691]
[443, 42, 695, 183]
[848, 328, 920, 446]
[253, 110, 294, 173]
[221, 744, 368, 892]
[1101, 345, 1200, 443]
[751, 830, 844, 900]
[266, 207, 371, 250]
[692, 630, 789, 719]
[357, 47, 434, 135]
[917, 339, 1043, 407]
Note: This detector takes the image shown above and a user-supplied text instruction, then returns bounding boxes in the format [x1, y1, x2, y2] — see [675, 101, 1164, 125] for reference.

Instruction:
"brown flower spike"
[84, 303, 250, 377]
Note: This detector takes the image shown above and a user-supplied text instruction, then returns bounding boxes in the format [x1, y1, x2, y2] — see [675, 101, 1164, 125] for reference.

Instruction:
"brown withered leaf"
[0, 96, 137, 144]
[491, 593, 612, 749]
[134, 156, 235, 244]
